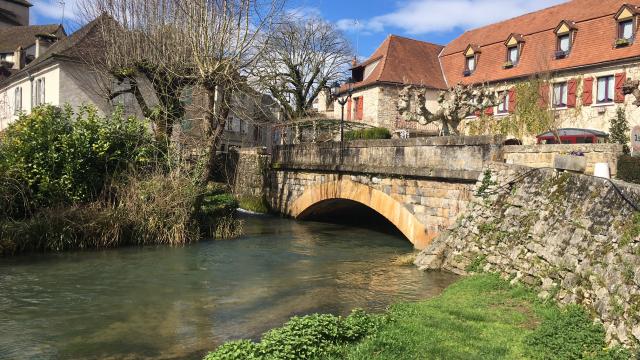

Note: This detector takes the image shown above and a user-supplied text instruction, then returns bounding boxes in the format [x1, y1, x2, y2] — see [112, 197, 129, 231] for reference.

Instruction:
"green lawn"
[325, 274, 630, 360]
[205, 274, 632, 360]
[324, 274, 542, 360]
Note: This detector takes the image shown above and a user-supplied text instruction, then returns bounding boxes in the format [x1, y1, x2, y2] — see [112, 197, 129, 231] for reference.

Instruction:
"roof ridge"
[387, 34, 444, 47]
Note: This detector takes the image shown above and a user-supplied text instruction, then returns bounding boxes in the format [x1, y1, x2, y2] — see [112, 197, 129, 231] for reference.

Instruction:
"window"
[496, 91, 509, 114]
[34, 78, 45, 106]
[226, 116, 234, 131]
[552, 82, 568, 108]
[466, 56, 475, 72]
[619, 19, 634, 40]
[596, 75, 614, 104]
[507, 47, 519, 64]
[13, 87, 21, 114]
[558, 34, 571, 52]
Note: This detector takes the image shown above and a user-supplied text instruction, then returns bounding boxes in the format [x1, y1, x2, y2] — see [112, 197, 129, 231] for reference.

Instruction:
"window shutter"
[567, 79, 577, 108]
[508, 87, 516, 113]
[538, 83, 550, 108]
[614, 72, 626, 103]
[582, 77, 593, 105]
[357, 96, 364, 120]
[347, 97, 352, 120]
[484, 106, 493, 115]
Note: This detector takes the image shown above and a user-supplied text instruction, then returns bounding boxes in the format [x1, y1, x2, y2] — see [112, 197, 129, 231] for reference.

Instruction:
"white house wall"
[0, 63, 60, 130]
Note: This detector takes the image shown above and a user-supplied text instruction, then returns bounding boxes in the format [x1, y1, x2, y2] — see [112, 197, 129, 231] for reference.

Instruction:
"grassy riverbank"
[204, 274, 633, 360]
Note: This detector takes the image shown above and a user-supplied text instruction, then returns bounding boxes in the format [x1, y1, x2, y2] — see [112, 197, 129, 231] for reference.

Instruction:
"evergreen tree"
[610, 107, 630, 155]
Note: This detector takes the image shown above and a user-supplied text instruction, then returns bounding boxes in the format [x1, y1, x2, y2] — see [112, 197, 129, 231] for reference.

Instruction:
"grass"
[324, 274, 631, 360]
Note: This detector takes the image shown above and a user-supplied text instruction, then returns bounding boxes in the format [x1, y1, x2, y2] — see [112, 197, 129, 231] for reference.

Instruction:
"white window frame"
[466, 56, 476, 72]
[13, 87, 21, 115]
[552, 82, 568, 109]
[596, 75, 615, 105]
[496, 91, 509, 115]
[507, 47, 519, 64]
[34, 78, 45, 107]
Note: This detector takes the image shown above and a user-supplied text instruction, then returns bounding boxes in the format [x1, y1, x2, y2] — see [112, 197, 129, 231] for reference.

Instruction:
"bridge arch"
[288, 179, 433, 249]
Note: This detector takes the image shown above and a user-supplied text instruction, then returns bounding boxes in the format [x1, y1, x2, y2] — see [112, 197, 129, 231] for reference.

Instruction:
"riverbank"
[204, 274, 633, 359]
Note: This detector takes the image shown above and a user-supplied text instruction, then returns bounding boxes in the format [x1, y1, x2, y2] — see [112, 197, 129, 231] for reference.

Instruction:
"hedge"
[617, 155, 640, 184]
[344, 127, 391, 141]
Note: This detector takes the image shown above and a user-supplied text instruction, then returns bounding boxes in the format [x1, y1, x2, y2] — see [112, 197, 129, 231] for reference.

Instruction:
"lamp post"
[331, 78, 353, 163]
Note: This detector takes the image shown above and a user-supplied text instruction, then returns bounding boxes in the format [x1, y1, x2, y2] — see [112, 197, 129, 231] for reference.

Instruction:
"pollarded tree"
[397, 84, 504, 135]
[255, 16, 352, 120]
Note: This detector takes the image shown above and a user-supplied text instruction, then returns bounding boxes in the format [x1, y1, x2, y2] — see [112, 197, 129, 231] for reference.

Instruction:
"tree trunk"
[200, 84, 230, 185]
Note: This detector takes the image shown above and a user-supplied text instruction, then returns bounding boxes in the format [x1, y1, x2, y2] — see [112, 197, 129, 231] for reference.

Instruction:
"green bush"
[344, 127, 391, 141]
[203, 309, 386, 360]
[525, 305, 631, 359]
[617, 155, 640, 184]
[0, 105, 161, 218]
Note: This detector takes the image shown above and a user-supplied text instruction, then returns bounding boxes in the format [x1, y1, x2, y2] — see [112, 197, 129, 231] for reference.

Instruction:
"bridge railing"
[272, 135, 505, 181]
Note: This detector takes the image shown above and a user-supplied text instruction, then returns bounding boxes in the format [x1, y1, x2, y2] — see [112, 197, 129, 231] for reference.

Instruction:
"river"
[0, 214, 458, 360]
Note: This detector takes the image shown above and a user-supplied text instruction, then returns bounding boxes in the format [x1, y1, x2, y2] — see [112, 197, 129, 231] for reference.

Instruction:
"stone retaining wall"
[233, 147, 270, 198]
[503, 143, 624, 176]
[416, 162, 640, 346]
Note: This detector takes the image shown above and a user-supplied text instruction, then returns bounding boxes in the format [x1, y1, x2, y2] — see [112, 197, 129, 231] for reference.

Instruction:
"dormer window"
[554, 20, 577, 59]
[504, 33, 524, 68]
[463, 44, 480, 76]
[614, 4, 638, 47]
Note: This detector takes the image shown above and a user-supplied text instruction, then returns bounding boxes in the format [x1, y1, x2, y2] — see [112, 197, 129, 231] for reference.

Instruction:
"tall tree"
[256, 16, 352, 120]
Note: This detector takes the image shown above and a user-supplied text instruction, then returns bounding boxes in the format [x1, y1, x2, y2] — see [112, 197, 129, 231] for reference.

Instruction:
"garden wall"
[415, 162, 640, 347]
[503, 143, 624, 176]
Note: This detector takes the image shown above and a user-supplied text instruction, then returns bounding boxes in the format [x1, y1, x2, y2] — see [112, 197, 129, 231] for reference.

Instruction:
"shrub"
[344, 127, 391, 141]
[0, 105, 161, 217]
[525, 305, 631, 359]
[610, 107, 630, 155]
[203, 309, 386, 360]
[617, 155, 640, 184]
[0, 172, 204, 255]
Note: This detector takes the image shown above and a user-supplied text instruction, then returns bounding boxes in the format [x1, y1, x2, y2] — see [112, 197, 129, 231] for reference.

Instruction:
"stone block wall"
[416, 162, 640, 346]
[503, 143, 624, 176]
[270, 170, 475, 249]
[233, 147, 270, 198]
[273, 135, 504, 177]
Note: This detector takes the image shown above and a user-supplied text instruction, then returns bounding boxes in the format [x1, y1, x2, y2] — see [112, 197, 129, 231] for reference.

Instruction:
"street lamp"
[331, 78, 353, 163]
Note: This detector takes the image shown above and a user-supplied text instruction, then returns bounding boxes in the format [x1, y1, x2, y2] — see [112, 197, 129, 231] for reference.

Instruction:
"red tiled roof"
[346, 35, 446, 92]
[441, 0, 640, 85]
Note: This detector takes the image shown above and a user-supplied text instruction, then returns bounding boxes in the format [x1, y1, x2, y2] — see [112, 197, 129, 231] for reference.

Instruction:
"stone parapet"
[273, 135, 505, 175]
[503, 143, 624, 176]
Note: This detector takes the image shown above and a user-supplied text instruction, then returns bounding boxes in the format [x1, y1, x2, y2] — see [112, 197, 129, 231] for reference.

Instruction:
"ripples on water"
[0, 215, 458, 359]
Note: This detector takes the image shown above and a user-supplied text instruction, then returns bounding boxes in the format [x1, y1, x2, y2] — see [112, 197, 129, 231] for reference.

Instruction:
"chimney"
[12, 47, 24, 70]
[351, 56, 358, 67]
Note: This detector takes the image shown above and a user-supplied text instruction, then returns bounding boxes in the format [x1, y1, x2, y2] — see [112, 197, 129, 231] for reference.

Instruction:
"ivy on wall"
[468, 78, 560, 141]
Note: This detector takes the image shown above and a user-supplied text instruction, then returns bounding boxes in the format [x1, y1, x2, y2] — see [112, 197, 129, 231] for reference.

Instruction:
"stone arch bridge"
[267, 136, 504, 249]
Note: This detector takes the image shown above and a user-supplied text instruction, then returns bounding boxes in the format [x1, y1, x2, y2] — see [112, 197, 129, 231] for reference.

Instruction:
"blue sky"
[32, 0, 567, 59]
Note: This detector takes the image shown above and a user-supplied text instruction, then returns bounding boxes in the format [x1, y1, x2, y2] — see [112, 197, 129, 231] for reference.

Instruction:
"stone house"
[441, 0, 640, 144]
[329, 0, 640, 145]
[324, 35, 447, 136]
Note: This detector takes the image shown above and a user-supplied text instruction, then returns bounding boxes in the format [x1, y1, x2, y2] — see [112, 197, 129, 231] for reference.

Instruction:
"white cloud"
[337, 0, 566, 35]
[31, 0, 81, 22]
[286, 6, 323, 20]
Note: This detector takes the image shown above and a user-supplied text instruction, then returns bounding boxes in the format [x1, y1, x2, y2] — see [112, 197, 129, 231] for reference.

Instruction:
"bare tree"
[77, 2, 196, 141]
[397, 84, 504, 135]
[80, 0, 284, 182]
[255, 16, 352, 120]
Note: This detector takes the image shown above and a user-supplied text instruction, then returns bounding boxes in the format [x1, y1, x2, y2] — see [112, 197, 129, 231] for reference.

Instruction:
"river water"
[0, 215, 458, 360]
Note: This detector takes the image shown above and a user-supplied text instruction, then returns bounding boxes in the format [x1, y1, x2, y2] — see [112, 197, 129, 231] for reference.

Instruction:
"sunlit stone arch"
[289, 179, 433, 249]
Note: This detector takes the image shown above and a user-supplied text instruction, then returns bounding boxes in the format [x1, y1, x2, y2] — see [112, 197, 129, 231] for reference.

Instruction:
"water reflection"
[0, 214, 458, 360]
